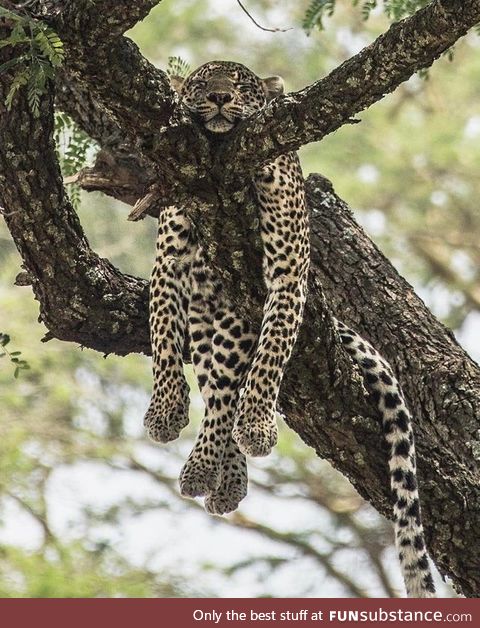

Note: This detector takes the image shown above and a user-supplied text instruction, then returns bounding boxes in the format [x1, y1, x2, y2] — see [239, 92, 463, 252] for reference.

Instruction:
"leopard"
[143, 60, 435, 598]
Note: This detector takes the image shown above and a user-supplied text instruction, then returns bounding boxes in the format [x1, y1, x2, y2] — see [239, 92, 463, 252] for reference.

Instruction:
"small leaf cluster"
[356, 0, 379, 21]
[303, 0, 336, 34]
[383, 0, 429, 21]
[55, 112, 97, 209]
[302, 0, 431, 34]
[0, 6, 64, 117]
[166, 55, 191, 78]
[302, 0, 457, 72]
[0, 333, 30, 379]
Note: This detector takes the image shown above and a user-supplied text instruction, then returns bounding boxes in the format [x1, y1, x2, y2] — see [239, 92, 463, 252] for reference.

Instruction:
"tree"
[1, 0, 479, 597]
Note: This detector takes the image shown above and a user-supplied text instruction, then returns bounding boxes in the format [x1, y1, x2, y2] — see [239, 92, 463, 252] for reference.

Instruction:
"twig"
[236, 0, 292, 33]
[128, 187, 162, 222]
[228, 512, 369, 598]
[5, 489, 55, 546]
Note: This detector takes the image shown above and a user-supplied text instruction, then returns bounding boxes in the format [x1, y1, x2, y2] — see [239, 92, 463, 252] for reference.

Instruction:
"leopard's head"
[172, 61, 284, 134]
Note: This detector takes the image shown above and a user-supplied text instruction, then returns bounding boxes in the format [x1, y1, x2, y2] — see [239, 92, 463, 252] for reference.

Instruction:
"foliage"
[0, 543, 175, 598]
[166, 55, 191, 78]
[0, 6, 64, 117]
[0, 333, 29, 379]
[303, 0, 336, 34]
[383, 0, 429, 21]
[302, 0, 430, 33]
[54, 112, 97, 209]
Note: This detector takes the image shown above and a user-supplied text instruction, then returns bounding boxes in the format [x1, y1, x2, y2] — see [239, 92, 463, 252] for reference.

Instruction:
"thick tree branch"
[14, 1, 161, 43]
[55, 73, 124, 149]
[12, 1, 180, 160]
[220, 0, 480, 175]
[55, 73, 163, 207]
[0, 76, 151, 354]
[62, 40, 177, 144]
[56, 0, 480, 206]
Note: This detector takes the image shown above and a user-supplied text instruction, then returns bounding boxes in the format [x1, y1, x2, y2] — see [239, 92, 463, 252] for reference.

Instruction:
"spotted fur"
[335, 319, 435, 598]
[144, 61, 435, 597]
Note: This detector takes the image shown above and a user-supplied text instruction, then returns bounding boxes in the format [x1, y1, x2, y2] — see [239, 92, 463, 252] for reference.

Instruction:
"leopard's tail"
[334, 318, 436, 598]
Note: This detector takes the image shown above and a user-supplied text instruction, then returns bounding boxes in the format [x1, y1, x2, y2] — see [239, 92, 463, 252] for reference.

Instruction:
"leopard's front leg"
[144, 205, 193, 443]
[232, 154, 310, 457]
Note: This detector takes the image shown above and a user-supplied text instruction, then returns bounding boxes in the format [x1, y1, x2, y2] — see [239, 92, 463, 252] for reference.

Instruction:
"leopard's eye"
[236, 82, 254, 92]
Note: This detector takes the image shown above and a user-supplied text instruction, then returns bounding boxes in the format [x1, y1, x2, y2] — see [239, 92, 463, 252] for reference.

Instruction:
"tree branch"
[63, 39, 177, 144]
[5, 489, 55, 546]
[55, 71, 124, 148]
[13, 1, 180, 159]
[48, 0, 480, 201]
[14, 1, 161, 43]
[221, 0, 480, 175]
[228, 513, 368, 598]
[0, 74, 151, 354]
[55, 72, 162, 207]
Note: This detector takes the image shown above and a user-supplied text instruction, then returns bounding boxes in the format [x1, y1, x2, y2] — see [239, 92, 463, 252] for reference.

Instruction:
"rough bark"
[12, 0, 161, 42]
[0, 89, 151, 355]
[1, 0, 479, 597]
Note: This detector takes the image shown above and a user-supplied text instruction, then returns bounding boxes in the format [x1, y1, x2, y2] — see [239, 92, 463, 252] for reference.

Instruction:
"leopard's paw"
[232, 403, 277, 457]
[204, 484, 246, 515]
[179, 459, 221, 498]
[143, 380, 190, 443]
[204, 447, 248, 515]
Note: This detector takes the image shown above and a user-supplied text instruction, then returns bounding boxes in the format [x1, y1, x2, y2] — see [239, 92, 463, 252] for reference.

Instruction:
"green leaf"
[166, 56, 191, 78]
[0, 334, 11, 346]
[0, 20, 29, 49]
[384, 0, 429, 20]
[53, 111, 98, 209]
[34, 28, 64, 67]
[302, 0, 336, 34]
[302, 0, 432, 29]
[0, 7, 23, 22]
[361, 0, 377, 21]
[4, 68, 27, 110]
[0, 35, 29, 49]
[1, 14, 64, 116]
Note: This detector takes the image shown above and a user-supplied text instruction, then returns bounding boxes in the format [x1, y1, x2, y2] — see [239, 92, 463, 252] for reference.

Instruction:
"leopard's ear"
[262, 76, 284, 101]
[170, 75, 185, 94]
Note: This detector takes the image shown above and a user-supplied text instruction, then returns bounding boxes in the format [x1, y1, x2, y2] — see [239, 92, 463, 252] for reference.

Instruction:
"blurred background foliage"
[1, 0, 477, 597]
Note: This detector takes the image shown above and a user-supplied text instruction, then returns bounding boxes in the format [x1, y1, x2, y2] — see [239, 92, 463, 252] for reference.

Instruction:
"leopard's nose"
[206, 91, 233, 105]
